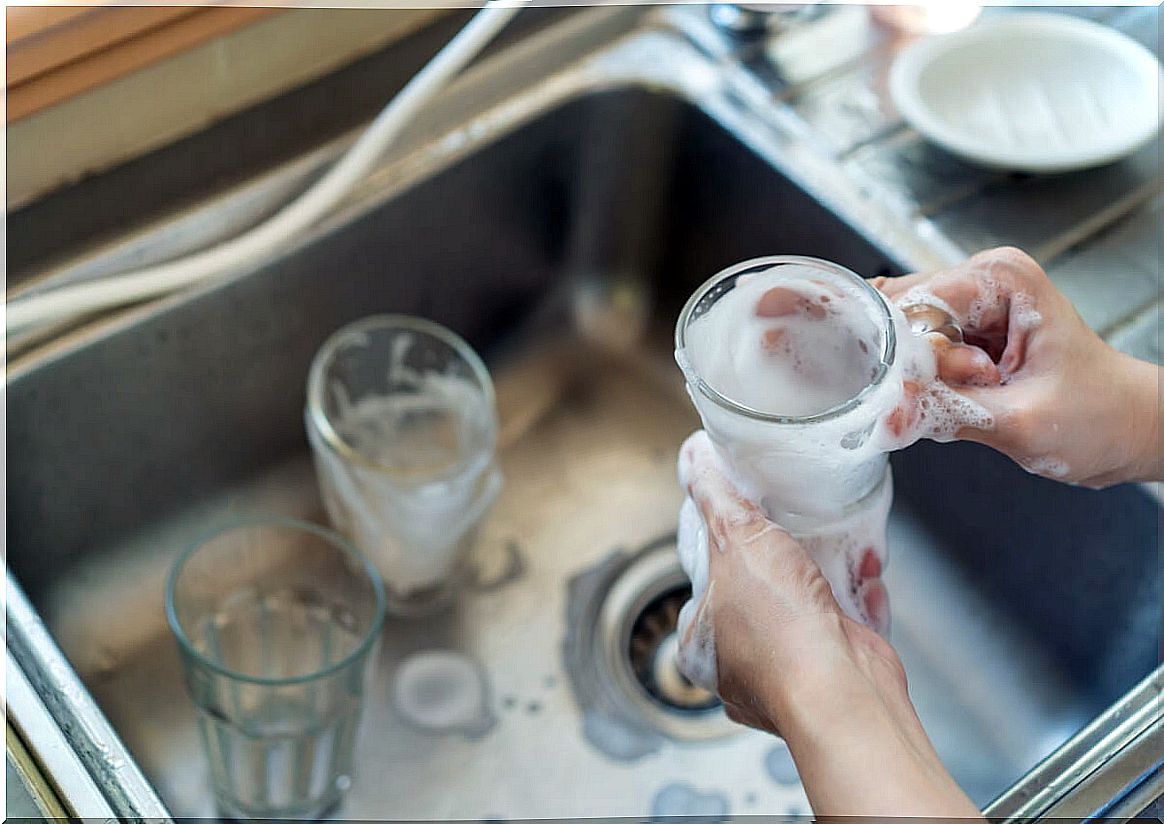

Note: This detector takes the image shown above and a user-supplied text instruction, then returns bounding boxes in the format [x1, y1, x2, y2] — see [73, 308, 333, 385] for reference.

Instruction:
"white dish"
[889, 13, 1164, 173]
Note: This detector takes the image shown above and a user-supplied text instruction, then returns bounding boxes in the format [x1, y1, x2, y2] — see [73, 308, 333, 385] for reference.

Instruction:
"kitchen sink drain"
[628, 586, 719, 713]
[565, 534, 736, 751]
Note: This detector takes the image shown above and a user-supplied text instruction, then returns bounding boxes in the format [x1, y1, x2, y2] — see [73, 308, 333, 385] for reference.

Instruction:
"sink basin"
[7, 12, 1160, 819]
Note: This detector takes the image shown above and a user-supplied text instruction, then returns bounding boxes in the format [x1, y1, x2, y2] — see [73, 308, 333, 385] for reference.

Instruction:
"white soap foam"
[675, 497, 716, 691]
[1011, 292, 1043, 333]
[902, 274, 1042, 383]
[685, 271, 882, 418]
[1019, 455, 1070, 479]
[675, 262, 993, 691]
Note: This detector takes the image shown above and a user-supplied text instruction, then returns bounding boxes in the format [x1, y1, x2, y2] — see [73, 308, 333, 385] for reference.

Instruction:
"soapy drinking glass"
[675, 256, 906, 530]
[166, 517, 386, 820]
[306, 315, 502, 615]
[674, 256, 961, 636]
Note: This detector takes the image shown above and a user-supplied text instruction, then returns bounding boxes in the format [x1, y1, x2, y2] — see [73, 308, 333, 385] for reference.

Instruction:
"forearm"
[766, 626, 982, 817]
[1118, 355, 1162, 484]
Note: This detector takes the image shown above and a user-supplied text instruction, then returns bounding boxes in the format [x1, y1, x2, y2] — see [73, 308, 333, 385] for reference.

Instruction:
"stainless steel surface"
[5, 4, 1161, 819]
[708, 4, 821, 37]
[985, 666, 1164, 821]
[571, 535, 734, 746]
[4, 622, 135, 820]
[7, 670, 81, 822]
[813, 5, 1163, 356]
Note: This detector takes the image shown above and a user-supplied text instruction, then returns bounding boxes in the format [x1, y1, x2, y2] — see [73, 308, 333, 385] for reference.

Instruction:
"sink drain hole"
[564, 534, 735, 746]
[627, 586, 719, 713]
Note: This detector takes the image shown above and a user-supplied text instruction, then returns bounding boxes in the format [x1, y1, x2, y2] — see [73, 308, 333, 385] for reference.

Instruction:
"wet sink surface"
[8, 86, 1160, 817]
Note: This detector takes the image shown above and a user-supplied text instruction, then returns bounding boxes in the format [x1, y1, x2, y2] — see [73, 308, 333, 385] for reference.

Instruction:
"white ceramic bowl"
[889, 13, 1164, 173]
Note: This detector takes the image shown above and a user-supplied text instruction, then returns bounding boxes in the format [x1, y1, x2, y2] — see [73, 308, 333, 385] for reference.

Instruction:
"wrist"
[1118, 355, 1162, 483]
[758, 615, 906, 747]
[760, 618, 982, 816]
[770, 628, 898, 741]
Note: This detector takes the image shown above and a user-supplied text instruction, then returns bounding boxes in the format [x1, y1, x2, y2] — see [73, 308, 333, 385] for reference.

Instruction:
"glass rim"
[674, 255, 897, 425]
[306, 314, 498, 480]
[164, 515, 387, 686]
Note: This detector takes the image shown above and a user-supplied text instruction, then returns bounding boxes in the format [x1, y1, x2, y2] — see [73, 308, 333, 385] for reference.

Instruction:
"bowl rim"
[889, 12, 1164, 173]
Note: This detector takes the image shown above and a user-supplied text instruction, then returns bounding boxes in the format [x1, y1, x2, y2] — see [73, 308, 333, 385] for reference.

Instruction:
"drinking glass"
[674, 256, 959, 640]
[166, 517, 386, 820]
[675, 256, 905, 528]
[306, 315, 502, 615]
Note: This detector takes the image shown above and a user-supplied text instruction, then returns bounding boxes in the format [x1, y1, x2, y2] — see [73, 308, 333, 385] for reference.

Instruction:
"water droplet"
[841, 419, 875, 449]
[765, 744, 801, 786]
[650, 782, 730, 821]
[581, 712, 660, 762]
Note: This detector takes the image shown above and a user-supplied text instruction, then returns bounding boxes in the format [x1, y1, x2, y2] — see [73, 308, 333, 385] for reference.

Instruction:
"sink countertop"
[771, 4, 1161, 364]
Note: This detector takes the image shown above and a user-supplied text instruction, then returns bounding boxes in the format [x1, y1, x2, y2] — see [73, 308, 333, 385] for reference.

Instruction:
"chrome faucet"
[708, 4, 825, 37]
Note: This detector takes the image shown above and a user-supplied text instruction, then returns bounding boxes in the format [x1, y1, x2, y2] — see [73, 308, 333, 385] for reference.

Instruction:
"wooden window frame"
[6, 6, 282, 122]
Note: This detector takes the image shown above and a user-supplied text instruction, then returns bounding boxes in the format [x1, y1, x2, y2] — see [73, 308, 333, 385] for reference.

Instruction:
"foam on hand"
[674, 495, 716, 692]
[675, 261, 993, 692]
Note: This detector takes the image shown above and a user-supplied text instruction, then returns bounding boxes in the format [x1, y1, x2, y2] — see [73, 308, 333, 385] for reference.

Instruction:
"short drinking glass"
[166, 517, 386, 819]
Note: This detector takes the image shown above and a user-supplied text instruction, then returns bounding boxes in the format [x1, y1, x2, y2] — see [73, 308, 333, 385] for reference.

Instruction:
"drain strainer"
[628, 586, 719, 713]
[564, 534, 736, 750]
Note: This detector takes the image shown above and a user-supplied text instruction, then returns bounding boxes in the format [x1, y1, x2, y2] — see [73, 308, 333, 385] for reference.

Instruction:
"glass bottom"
[382, 561, 468, 617]
[217, 794, 342, 822]
[198, 701, 359, 821]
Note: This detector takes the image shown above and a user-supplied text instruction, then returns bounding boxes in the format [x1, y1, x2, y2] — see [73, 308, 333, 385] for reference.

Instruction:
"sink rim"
[5, 5, 1160, 820]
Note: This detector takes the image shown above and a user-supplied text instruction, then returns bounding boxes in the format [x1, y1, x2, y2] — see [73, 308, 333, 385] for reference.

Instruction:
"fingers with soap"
[676, 467, 718, 692]
[879, 247, 1049, 381]
[855, 546, 890, 634]
[681, 431, 765, 542]
[937, 342, 1001, 387]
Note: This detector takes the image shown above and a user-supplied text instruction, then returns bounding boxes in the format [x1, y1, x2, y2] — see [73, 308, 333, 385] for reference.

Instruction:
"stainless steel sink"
[6, 6, 1161, 819]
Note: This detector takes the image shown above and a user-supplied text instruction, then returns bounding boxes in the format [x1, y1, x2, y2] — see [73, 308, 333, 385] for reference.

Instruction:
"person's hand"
[677, 432, 893, 734]
[876, 247, 1162, 488]
[678, 431, 981, 817]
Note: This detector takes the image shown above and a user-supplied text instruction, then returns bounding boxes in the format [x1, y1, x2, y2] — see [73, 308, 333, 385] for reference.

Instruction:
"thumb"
[935, 340, 1001, 387]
